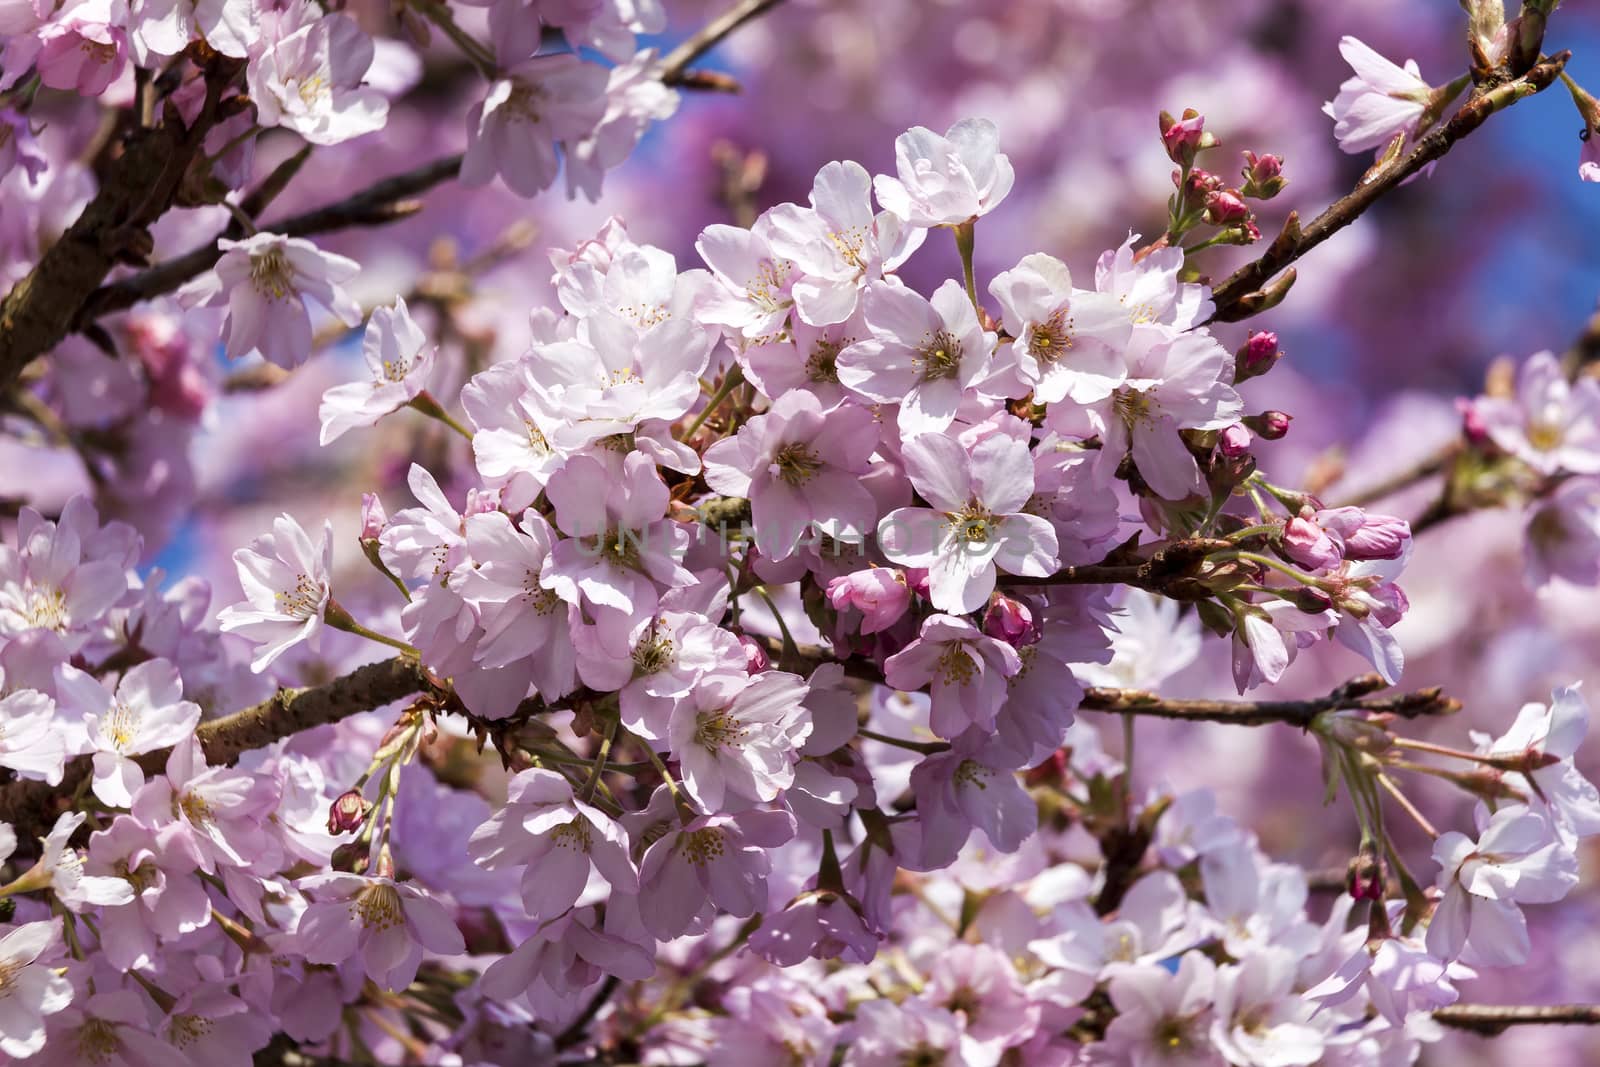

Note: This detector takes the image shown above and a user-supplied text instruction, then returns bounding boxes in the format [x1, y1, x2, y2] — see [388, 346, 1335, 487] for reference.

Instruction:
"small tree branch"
[1435, 1004, 1600, 1035]
[1079, 676, 1460, 727]
[659, 0, 786, 85]
[1208, 52, 1569, 323]
[0, 656, 433, 837]
[81, 154, 465, 322]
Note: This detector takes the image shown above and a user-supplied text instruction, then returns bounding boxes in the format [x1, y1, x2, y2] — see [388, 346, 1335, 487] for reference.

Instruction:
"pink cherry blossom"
[703, 391, 879, 561]
[296, 871, 465, 991]
[217, 513, 333, 671]
[878, 432, 1059, 614]
[179, 232, 362, 369]
[318, 298, 436, 445]
[873, 118, 1015, 227]
[837, 280, 1000, 434]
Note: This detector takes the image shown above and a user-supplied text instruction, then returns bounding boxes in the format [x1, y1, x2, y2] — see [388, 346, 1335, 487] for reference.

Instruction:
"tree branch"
[1207, 52, 1569, 323]
[1079, 676, 1461, 727]
[1435, 1004, 1600, 1035]
[0, 656, 433, 838]
[0, 60, 242, 395]
[80, 154, 465, 323]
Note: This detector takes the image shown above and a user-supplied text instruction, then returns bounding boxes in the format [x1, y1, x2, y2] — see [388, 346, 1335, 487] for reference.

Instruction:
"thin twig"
[659, 0, 786, 84]
[1435, 1004, 1600, 1035]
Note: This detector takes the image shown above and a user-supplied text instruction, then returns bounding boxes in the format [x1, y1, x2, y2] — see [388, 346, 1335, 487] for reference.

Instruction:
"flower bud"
[1347, 842, 1386, 901]
[1203, 189, 1250, 225]
[1240, 150, 1287, 199]
[1281, 509, 1343, 571]
[1316, 507, 1411, 561]
[982, 594, 1039, 647]
[1159, 108, 1213, 166]
[328, 790, 372, 834]
[1233, 330, 1281, 383]
[1456, 396, 1490, 443]
[1243, 410, 1291, 440]
[360, 493, 388, 541]
[1217, 424, 1252, 458]
[826, 568, 912, 635]
[737, 633, 770, 673]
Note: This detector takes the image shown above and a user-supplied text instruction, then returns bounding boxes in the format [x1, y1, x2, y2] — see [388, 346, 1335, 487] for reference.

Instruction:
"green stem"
[581, 718, 618, 802]
[324, 600, 417, 656]
[412, 0, 499, 76]
[684, 366, 745, 439]
[858, 728, 947, 755]
[408, 391, 474, 441]
[953, 219, 979, 311]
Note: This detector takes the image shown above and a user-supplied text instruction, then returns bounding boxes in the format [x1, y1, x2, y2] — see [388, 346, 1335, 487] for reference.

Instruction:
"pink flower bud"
[327, 790, 372, 834]
[1315, 507, 1411, 561]
[1243, 150, 1283, 182]
[826, 568, 912, 635]
[1243, 410, 1291, 439]
[1233, 331, 1282, 383]
[1240, 150, 1288, 199]
[1204, 189, 1250, 224]
[1456, 396, 1490, 442]
[1218, 424, 1252, 458]
[1347, 843, 1386, 901]
[360, 493, 388, 540]
[982, 594, 1038, 647]
[1281, 510, 1343, 571]
[1160, 108, 1208, 164]
[737, 634, 770, 673]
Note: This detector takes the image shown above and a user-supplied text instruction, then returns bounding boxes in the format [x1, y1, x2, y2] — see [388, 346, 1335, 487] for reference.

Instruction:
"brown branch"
[1079, 675, 1460, 727]
[80, 153, 465, 323]
[1435, 1004, 1600, 1035]
[1207, 52, 1569, 323]
[659, 0, 786, 85]
[0, 60, 242, 395]
[0, 656, 433, 838]
[1004, 537, 1234, 596]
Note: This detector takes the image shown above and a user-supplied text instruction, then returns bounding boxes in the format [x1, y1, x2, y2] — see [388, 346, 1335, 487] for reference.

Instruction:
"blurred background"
[8, 2, 1600, 1061]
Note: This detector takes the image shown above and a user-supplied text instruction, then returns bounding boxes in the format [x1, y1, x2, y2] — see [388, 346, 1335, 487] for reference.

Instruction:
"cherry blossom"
[318, 298, 437, 445]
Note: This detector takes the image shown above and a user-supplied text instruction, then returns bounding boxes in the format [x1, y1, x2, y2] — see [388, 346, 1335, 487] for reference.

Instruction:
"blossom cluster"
[3, 0, 1600, 1063]
[0, 87, 1597, 1062]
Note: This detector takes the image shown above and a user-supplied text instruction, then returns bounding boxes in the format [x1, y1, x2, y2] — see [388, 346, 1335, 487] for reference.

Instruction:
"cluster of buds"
[1160, 109, 1283, 248]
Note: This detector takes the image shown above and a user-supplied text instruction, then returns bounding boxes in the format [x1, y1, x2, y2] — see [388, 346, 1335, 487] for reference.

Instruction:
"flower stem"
[953, 218, 979, 311]
[684, 365, 745, 439]
[408, 391, 474, 441]
[324, 600, 417, 656]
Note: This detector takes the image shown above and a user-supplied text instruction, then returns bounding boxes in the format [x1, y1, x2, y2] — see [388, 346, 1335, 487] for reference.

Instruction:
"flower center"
[828, 226, 869, 270]
[679, 827, 727, 866]
[551, 820, 593, 853]
[1113, 386, 1154, 426]
[274, 573, 326, 620]
[101, 701, 141, 751]
[1527, 420, 1565, 452]
[946, 502, 996, 544]
[632, 631, 676, 675]
[168, 1014, 214, 1049]
[744, 259, 793, 313]
[693, 709, 748, 751]
[772, 442, 823, 486]
[78, 1020, 121, 1064]
[379, 357, 414, 384]
[938, 645, 978, 687]
[915, 331, 964, 382]
[250, 248, 297, 301]
[351, 882, 404, 932]
[20, 584, 67, 631]
[1029, 309, 1076, 364]
[806, 338, 846, 384]
[525, 420, 551, 454]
